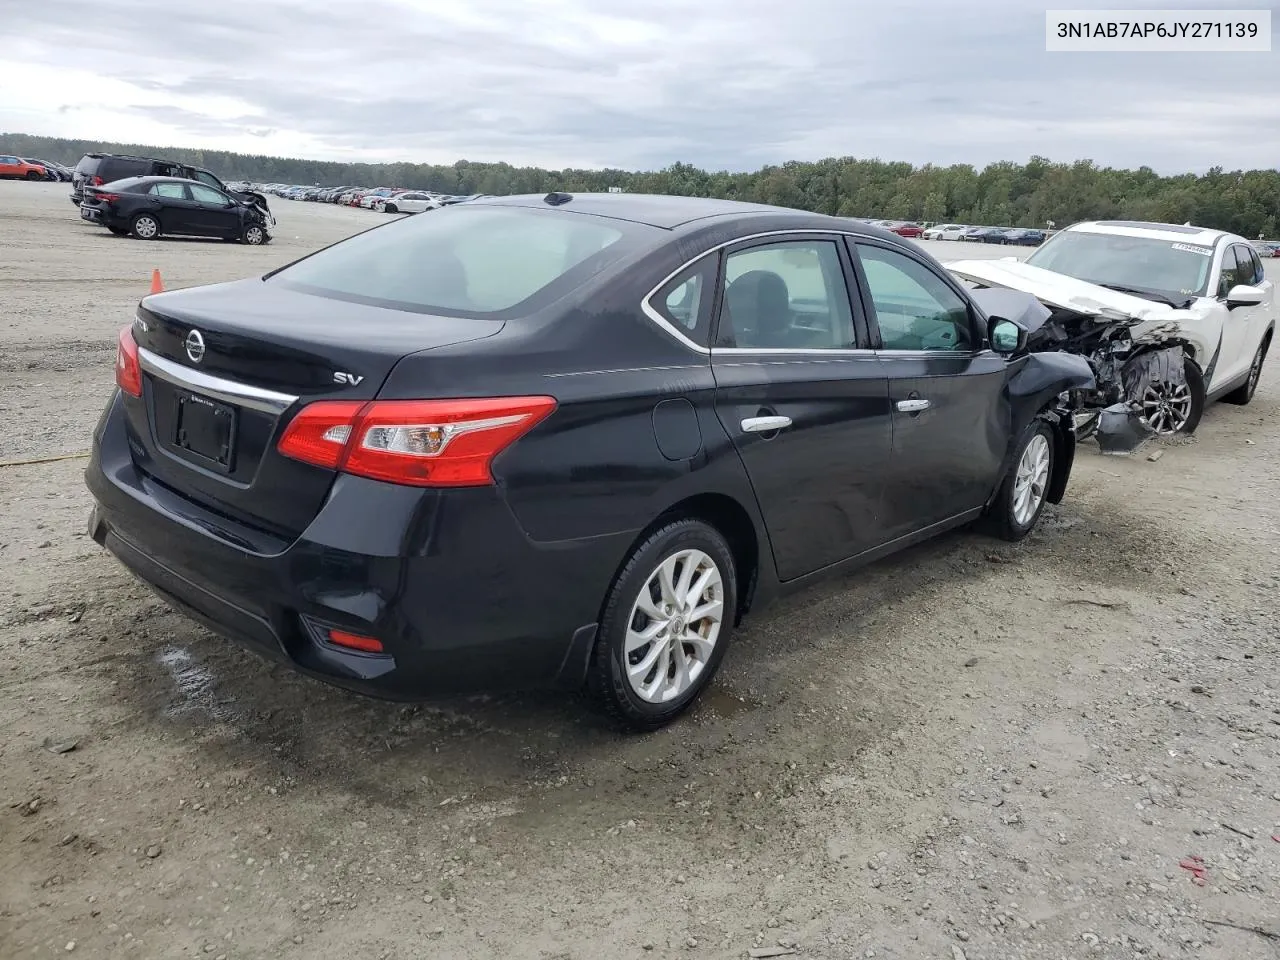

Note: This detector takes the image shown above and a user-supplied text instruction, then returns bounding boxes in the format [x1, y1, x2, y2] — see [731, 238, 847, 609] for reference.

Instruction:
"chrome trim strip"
[710, 350, 878, 362]
[138, 347, 299, 415]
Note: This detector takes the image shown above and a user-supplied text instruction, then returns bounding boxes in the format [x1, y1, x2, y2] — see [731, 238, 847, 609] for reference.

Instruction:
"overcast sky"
[2, 0, 1276, 173]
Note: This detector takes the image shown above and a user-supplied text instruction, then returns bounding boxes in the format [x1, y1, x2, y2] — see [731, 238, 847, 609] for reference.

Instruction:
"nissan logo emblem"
[185, 329, 206, 364]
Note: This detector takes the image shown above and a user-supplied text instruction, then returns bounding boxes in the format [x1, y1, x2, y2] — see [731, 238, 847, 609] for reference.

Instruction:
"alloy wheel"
[1012, 433, 1050, 527]
[1139, 380, 1193, 434]
[624, 548, 724, 704]
[134, 216, 158, 239]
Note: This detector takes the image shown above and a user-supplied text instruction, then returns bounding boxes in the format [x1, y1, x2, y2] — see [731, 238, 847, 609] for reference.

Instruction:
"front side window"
[150, 183, 188, 199]
[194, 171, 221, 189]
[271, 204, 632, 315]
[855, 244, 974, 352]
[718, 240, 855, 349]
[189, 184, 228, 205]
[1241, 246, 1264, 286]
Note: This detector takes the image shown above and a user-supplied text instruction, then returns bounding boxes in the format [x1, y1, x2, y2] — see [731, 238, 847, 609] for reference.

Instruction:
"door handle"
[896, 398, 931, 413]
[741, 415, 792, 433]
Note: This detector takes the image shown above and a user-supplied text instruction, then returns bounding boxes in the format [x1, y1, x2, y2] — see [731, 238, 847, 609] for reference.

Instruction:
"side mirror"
[1226, 284, 1264, 308]
[988, 316, 1027, 355]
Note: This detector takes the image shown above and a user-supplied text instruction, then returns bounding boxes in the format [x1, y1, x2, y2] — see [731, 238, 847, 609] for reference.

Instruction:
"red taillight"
[90, 175, 104, 186]
[116, 325, 142, 397]
[327, 629, 384, 654]
[95, 192, 121, 204]
[277, 396, 556, 487]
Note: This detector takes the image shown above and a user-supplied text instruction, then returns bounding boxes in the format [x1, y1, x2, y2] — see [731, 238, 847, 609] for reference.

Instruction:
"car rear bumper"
[85, 391, 630, 701]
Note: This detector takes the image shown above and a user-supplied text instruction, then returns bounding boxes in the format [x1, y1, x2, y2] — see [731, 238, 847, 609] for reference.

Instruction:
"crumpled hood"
[945, 258, 1174, 323]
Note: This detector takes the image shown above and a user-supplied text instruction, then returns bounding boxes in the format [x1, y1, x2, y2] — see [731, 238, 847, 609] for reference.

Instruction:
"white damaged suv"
[948, 220, 1275, 438]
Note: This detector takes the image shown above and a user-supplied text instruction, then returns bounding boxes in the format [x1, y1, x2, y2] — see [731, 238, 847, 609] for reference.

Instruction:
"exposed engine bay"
[964, 283, 1186, 453]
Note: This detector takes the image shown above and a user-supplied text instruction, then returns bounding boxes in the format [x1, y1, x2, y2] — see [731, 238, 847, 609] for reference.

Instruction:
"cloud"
[1, 0, 1277, 173]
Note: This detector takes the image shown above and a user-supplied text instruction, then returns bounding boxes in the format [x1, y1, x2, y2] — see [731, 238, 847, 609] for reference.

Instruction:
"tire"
[384, 204, 398, 214]
[589, 519, 737, 731]
[985, 419, 1055, 542]
[241, 223, 266, 245]
[1127, 354, 1205, 436]
[107, 226, 129, 236]
[1222, 334, 1271, 406]
[131, 214, 160, 240]
[25, 170, 41, 180]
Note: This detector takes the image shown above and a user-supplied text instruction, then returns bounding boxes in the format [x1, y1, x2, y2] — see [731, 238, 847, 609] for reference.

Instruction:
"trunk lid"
[125, 278, 503, 539]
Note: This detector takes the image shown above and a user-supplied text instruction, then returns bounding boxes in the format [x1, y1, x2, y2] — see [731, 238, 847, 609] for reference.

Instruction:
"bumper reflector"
[327, 629, 384, 654]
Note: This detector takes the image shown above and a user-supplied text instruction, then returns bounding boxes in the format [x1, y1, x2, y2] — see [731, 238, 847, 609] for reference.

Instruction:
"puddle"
[696, 686, 759, 719]
[156, 645, 236, 722]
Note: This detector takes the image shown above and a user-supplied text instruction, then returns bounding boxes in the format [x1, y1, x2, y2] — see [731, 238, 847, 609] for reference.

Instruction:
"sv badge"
[333, 371, 364, 386]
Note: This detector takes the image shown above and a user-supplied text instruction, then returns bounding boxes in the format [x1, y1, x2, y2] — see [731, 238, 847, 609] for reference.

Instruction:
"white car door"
[1212, 243, 1271, 387]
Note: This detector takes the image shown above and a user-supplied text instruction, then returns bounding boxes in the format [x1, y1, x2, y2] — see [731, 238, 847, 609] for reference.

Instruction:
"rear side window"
[150, 183, 188, 199]
[272, 205, 632, 315]
[648, 256, 718, 347]
[103, 158, 148, 180]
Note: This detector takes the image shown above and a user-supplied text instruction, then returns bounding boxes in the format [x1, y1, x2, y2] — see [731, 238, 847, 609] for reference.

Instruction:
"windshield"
[1026, 229, 1214, 300]
[270, 204, 634, 315]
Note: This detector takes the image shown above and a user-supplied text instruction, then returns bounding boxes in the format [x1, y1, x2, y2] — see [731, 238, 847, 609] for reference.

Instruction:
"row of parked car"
[0, 155, 73, 181]
[844, 219, 1047, 245]
[257, 182, 485, 214]
[921, 223, 1047, 245]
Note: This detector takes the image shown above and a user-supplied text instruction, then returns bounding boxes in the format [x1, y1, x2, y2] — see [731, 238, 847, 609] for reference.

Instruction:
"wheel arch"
[602, 492, 761, 628]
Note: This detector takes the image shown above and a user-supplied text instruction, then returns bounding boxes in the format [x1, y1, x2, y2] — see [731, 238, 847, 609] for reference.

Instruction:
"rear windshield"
[74, 156, 101, 175]
[269, 204, 636, 315]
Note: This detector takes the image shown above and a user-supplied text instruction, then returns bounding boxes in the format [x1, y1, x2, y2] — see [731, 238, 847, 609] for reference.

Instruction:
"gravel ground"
[2, 180, 1278, 960]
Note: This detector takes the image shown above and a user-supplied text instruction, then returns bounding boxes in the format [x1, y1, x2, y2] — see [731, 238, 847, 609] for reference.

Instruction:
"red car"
[0, 155, 48, 180]
[887, 221, 924, 238]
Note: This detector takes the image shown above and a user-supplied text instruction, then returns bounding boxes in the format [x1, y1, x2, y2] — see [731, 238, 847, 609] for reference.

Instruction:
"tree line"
[5, 132, 1277, 237]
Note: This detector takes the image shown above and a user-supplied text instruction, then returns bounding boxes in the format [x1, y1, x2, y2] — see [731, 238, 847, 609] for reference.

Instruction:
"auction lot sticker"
[1046, 9, 1271, 51]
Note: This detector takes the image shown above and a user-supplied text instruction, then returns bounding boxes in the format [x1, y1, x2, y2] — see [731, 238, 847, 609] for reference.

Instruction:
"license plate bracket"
[174, 391, 237, 472]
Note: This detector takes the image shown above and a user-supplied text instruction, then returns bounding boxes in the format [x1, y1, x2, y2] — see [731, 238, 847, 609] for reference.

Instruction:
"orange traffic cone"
[149, 269, 164, 294]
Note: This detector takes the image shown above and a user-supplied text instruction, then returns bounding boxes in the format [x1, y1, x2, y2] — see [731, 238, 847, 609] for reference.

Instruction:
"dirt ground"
[2, 179, 1278, 960]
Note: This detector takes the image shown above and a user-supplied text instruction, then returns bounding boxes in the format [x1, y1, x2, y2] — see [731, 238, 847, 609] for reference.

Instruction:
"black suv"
[71, 154, 270, 214]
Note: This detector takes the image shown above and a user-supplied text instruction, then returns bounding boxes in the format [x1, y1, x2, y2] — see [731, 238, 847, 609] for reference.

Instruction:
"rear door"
[148, 181, 202, 233]
[187, 183, 243, 237]
[709, 234, 893, 581]
[849, 239, 1010, 538]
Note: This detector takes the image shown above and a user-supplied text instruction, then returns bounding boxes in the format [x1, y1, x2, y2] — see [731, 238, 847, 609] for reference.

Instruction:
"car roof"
[471, 192, 869, 232]
[1072, 220, 1231, 245]
[105, 176, 209, 188]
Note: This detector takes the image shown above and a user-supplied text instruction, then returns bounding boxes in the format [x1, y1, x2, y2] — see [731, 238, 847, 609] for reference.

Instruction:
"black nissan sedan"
[80, 176, 271, 244]
[85, 193, 1093, 729]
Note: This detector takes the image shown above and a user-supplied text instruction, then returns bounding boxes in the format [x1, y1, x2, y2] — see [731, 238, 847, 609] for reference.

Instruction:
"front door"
[1213, 243, 1272, 388]
[710, 235, 893, 581]
[849, 239, 1010, 539]
[187, 183, 242, 238]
